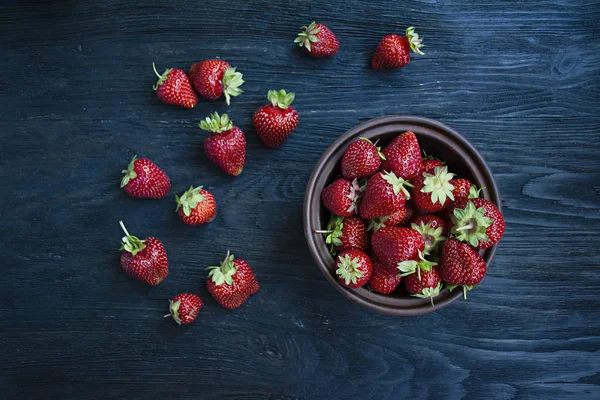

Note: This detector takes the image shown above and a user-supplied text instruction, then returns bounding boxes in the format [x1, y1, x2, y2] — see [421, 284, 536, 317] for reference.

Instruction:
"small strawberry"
[321, 178, 363, 217]
[369, 261, 402, 294]
[371, 227, 425, 269]
[439, 238, 487, 299]
[438, 179, 481, 220]
[164, 293, 203, 325]
[359, 171, 412, 219]
[188, 59, 244, 105]
[404, 268, 442, 307]
[335, 250, 373, 289]
[253, 90, 299, 148]
[175, 186, 217, 225]
[152, 63, 197, 108]
[120, 155, 171, 199]
[410, 214, 447, 254]
[341, 138, 386, 179]
[412, 166, 456, 213]
[294, 21, 340, 57]
[207, 251, 259, 309]
[420, 158, 444, 175]
[199, 112, 246, 176]
[367, 207, 407, 233]
[119, 221, 168, 285]
[317, 214, 369, 254]
[450, 198, 505, 249]
[372, 27, 424, 69]
[380, 131, 423, 181]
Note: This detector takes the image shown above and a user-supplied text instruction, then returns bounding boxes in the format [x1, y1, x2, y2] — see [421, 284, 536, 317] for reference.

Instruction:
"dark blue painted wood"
[1, 1, 599, 399]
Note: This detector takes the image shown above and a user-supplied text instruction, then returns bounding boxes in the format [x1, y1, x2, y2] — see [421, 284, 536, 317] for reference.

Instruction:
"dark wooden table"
[1, 1, 599, 399]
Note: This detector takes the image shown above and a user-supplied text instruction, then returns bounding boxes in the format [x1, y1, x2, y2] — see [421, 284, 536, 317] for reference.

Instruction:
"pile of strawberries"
[319, 132, 506, 305]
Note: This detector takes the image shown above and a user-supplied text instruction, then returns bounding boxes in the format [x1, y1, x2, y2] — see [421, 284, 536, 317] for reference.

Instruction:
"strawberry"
[152, 63, 197, 108]
[380, 131, 423, 181]
[341, 138, 386, 179]
[321, 178, 363, 217]
[371, 227, 425, 269]
[119, 221, 168, 285]
[420, 158, 444, 175]
[367, 207, 406, 233]
[253, 90, 299, 148]
[188, 59, 244, 105]
[439, 238, 487, 299]
[359, 171, 412, 219]
[412, 166, 456, 213]
[317, 214, 369, 254]
[402, 201, 418, 225]
[369, 261, 403, 294]
[199, 112, 246, 176]
[164, 293, 203, 325]
[294, 22, 340, 57]
[438, 178, 481, 220]
[120, 156, 171, 199]
[175, 186, 217, 225]
[335, 250, 373, 289]
[404, 267, 442, 307]
[207, 251, 259, 309]
[450, 198, 505, 249]
[372, 27, 424, 69]
[410, 214, 447, 255]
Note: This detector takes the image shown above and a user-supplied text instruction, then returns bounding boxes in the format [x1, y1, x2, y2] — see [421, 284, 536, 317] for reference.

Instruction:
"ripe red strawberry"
[404, 267, 442, 307]
[295, 21, 340, 57]
[207, 251, 259, 309]
[164, 293, 203, 325]
[317, 214, 369, 254]
[369, 261, 402, 294]
[152, 63, 197, 108]
[367, 207, 407, 232]
[380, 131, 423, 181]
[372, 27, 424, 69]
[321, 178, 363, 217]
[120, 156, 171, 199]
[438, 178, 481, 220]
[412, 166, 456, 212]
[420, 158, 444, 175]
[371, 227, 425, 269]
[450, 198, 505, 249]
[341, 138, 385, 179]
[439, 238, 487, 299]
[175, 186, 217, 225]
[360, 171, 412, 219]
[199, 112, 246, 176]
[402, 201, 418, 225]
[253, 89, 299, 148]
[411, 214, 447, 254]
[188, 59, 244, 105]
[335, 250, 373, 289]
[119, 221, 168, 285]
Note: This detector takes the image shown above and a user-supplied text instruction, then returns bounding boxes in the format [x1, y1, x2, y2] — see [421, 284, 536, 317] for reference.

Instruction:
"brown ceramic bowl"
[303, 115, 502, 316]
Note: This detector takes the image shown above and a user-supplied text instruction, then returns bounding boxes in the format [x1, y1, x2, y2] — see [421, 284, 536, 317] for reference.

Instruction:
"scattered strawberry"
[188, 60, 244, 105]
[119, 221, 168, 285]
[404, 267, 442, 307]
[369, 261, 402, 294]
[439, 238, 487, 299]
[367, 207, 406, 233]
[164, 293, 203, 325]
[294, 21, 340, 57]
[207, 251, 259, 309]
[120, 156, 171, 199]
[380, 131, 423, 181]
[412, 166, 456, 213]
[199, 112, 246, 176]
[253, 90, 299, 148]
[450, 198, 505, 249]
[321, 178, 363, 217]
[360, 171, 412, 219]
[152, 63, 197, 108]
[410, 215, 447, 254]
[371, 227, 425, 269]
[175, 186, 217, 225]
[372, 27, 424, 69]
[341, 137, 385, 179]
[318, 214, 369, 254]
[335, 250, 373, 289]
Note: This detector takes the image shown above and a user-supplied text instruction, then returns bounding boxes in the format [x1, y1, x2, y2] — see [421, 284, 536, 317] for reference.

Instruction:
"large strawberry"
[152, 63, 198, 108]
[359, 171, 412, 219]
[253, 89, 299, 148]
[367, 207, 407, 233]
[120, 156, 171, 199]
[175, 186, 217, 225]
[371, 227, 425, 269]
[369, 261, 402, 295]
[450, 198, 505, 249]
[380, 131, 423, 181]
[321, 178, 362, 217]
[207, 251, 259, 309]
[412, 166, 456, 213]
[119, 221, 168, 285]
[188, 60, 244, 105]
[199, 112, 246, 176]
[410, 214, 447, 254]
[341, 138, 385, 179]
[439, 238, 487, 299]
[372, 27, 424, 69]
[317, 214, 369, 254]
[164, 293, 203, 325]
[335, 250, 373, 289]
[294, 21, 340, 57]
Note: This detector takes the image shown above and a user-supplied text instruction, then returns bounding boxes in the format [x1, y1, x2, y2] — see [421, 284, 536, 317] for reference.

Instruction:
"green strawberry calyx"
[152, 62, 173, 91]
[199, 112, 233, 133]
[397, 250, 437, 280]
[164, 299, 182, 325]
[267, 89, 296, 110]
[451, 200, 494, 247]
[119, 220, 146, 256]
[222, 67, 244, 105]
[367, 216, 389, 233]
[336, 253, 365, 286]
[382, 171, 413, 200]
[469, 185, 483, 199]
[447, 284, 475, 300]
[314, 214, 344, 255]
[411, 221, 446, 255]
[175, 186, 206, 217]
[405, 27, 425, 55]
[411, 282, 442, 307]
[207, 251, 237, 286]
[295, 21, 321, 51]
[360, 137, 386, 160]
[120, 155, 138, 188]
[421, 166, 455, 206]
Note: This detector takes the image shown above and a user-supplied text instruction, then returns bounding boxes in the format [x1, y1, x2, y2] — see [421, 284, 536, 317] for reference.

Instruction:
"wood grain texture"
[1, 0, 599, 399]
